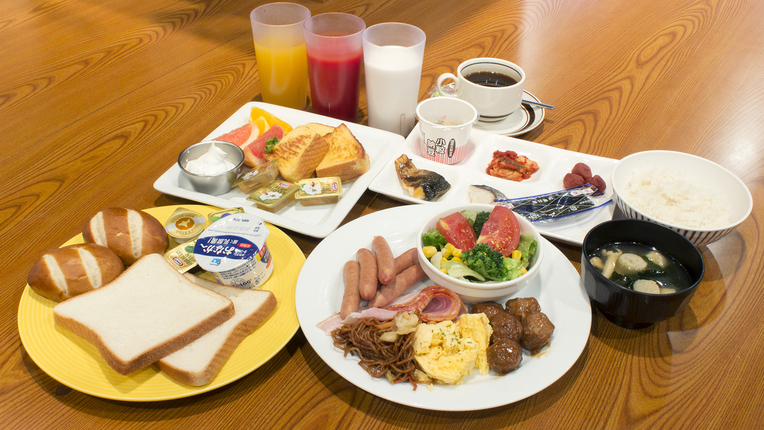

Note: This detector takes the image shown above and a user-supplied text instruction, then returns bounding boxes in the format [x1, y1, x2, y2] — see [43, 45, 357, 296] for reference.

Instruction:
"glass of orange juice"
[250, 3, 311, 110]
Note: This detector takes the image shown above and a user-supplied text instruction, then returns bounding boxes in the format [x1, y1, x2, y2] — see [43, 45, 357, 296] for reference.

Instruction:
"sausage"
[340, 260, 361, 319]
[356, 248, 378, 300]
[372, 236, 396, 285]
[368, 263, 427, 308]
[393, 248, 418, 275]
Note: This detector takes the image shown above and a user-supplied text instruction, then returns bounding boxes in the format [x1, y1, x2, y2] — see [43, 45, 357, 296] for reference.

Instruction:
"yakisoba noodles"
[331, 318, 419, 389]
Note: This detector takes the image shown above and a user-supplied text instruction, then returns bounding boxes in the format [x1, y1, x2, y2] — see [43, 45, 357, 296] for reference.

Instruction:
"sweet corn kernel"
[440, 267, 449, 274]
[512, 250, 522, 260]
[520, 267, 528, 275]
[440, 257, 448, 266]
[423, 246, 437, 258]
[451, 256, 463, 263]
[452, 248, 463, 258]
[442, 243, 454, 259]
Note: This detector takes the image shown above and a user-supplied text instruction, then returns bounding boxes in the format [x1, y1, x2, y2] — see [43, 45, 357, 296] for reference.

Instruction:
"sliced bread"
[157, 275, 277, 386]
[53, 253, 234, 375]
[265, 125, 328, 182]
[315, 123, 370, 181]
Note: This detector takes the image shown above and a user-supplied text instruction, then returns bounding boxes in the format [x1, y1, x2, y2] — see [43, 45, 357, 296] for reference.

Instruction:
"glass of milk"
[362, 23, 426, 136]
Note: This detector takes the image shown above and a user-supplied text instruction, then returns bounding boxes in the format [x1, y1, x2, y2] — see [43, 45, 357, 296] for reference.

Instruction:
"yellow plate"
[17, 205, 303, 401]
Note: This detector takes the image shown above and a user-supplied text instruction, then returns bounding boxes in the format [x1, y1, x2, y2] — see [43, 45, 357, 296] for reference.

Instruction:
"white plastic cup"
[304, 13, 366, 122]
[416, 97, 478, 164]
[363, 23, 426, 136]
[436, 58, 525, 123]
[250, 3, 311, 109]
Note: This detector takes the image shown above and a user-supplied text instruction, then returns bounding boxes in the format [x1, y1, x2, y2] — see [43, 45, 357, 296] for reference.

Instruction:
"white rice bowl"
[611, 150, 752, 247]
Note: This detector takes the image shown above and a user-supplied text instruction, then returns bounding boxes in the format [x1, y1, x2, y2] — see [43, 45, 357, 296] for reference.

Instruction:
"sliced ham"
[318, 286, 466, 334]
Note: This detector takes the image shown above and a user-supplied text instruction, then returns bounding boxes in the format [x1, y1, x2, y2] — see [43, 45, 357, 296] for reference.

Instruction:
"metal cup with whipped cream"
[178, 140, 244, 195]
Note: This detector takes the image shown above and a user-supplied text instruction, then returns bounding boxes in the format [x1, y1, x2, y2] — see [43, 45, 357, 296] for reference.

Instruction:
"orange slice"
[250, 107, 293, 134]
[253, 117, 269, 137]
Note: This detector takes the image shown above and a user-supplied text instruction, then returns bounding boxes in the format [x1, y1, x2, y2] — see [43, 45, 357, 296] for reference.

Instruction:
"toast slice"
[53, 254, 234, 375]
[305, 122, 335, 137]
[315, 123, 370, 181]
[157, 275, 277, 386]
[265, 125, 328, 182]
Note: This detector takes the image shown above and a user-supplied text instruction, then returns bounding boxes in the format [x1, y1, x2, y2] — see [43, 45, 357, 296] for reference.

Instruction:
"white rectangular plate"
[368, 125, 618, 245]
[154, 102, 405, 238]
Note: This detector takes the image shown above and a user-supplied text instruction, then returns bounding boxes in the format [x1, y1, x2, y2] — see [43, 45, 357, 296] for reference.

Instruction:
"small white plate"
[368, 127, 617, 245]
[154, 102, 404, 238]
[296, 204, 592, 411]
[473, 90, 545, 136]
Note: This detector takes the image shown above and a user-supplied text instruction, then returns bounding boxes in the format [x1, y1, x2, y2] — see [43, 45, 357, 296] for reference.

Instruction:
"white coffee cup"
[436, 58, 525, 123]
[416, 97, 478, 165]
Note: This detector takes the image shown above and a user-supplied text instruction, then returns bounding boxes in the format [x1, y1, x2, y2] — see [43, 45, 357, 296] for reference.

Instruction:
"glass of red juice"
[303, 13, 366, 122]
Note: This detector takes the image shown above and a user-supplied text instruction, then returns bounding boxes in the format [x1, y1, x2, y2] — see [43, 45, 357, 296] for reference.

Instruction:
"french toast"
[266, 125, 328, 183]
[305, 122, 335, 137]
[315, 124, 370, 182]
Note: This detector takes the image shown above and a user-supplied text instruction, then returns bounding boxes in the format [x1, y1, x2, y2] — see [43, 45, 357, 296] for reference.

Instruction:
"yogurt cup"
[193, 213, 274, 289]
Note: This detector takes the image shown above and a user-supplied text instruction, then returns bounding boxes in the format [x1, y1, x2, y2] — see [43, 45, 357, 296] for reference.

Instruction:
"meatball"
[489, 311, 523, 344]
[487, 340, 523, 374]
[505, 297, 541, 323]
[521, 312, 555, 354]
[471, 302, 505, 320]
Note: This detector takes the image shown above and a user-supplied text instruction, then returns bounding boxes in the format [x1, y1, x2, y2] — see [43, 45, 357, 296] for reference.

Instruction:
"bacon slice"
[318, 286, 466, 333]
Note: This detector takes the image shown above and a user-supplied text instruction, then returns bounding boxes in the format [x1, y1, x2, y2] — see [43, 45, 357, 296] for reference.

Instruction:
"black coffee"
[465, 71, 518, 87]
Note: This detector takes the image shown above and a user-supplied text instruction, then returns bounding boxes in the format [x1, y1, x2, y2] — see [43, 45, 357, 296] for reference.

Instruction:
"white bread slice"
[315, 123, 370, 182]
[157, 275, 277, 386]
[53, 254, 234, 375]
[265, 125, 329, 182]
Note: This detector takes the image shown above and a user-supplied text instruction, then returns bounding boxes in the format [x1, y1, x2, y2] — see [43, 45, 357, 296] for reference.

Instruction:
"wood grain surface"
[1, 0, 762, 428]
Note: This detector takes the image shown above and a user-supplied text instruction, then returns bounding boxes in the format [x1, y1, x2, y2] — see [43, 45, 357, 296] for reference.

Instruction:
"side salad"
[421, 206, 537, 283]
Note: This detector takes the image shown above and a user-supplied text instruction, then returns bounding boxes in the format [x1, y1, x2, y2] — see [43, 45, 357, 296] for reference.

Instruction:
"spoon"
[522, 99, 555, 110]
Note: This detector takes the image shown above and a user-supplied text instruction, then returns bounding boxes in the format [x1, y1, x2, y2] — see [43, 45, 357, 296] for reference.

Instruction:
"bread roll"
[82, 207, 169, 265]
[27, 243, 125, 302]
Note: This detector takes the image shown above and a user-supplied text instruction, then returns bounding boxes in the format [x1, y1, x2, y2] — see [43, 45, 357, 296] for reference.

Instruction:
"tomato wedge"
[436, 212, 477, 251]
[477, 206, 520, 257]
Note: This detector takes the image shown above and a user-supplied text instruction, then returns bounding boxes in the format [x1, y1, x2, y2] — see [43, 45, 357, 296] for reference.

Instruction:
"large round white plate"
[473, 90, 545, 136]
[296, 204, 591, 411]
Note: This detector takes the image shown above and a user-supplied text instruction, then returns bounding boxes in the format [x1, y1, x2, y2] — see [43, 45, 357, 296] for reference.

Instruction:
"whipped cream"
[185, 143, 235, 175]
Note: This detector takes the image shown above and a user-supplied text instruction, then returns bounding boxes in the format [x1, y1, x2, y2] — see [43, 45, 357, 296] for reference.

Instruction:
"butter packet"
[164, 239, 198, 274]
[208, 207, 245, 223]
[294, 177, 343, 206]
[247, 180, 298, 212]
[233, 161, 279, 193]
[165, 207, 206, 244]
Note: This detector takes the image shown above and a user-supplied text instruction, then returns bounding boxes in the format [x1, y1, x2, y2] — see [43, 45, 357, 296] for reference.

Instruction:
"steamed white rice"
[623, 168, 730, 228]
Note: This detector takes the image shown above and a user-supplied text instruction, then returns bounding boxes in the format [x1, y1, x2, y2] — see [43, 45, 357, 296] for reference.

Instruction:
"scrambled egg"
[412, 313, 492, 385]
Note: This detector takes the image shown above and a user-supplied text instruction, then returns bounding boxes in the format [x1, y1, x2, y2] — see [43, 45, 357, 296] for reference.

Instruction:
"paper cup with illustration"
[416, 97, 478, 165]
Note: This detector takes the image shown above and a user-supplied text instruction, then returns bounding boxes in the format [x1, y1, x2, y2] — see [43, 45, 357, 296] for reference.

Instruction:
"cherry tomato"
[477, 206, 520, 257]
[436, 212, 477, 251]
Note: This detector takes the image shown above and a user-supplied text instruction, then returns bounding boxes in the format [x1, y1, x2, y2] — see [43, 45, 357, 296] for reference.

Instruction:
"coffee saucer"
[473, 90, 545, 136]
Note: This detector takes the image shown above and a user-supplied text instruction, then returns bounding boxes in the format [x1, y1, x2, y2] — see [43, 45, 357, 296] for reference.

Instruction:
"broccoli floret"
[472, 211, 491, 237]
[461, 243, 509, 281]
[421, 228, 447, 250]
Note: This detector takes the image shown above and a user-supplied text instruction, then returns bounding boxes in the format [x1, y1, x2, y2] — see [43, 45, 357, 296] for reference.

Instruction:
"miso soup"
[587, 242, 691, 294]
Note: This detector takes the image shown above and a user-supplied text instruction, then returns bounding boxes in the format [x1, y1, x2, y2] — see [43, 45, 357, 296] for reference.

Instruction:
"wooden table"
[2, 0, 762, 428]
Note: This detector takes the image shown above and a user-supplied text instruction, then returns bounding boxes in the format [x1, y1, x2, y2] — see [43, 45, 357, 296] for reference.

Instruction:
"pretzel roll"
[27, 243, 125, 302]
[83, 207, 169, 265]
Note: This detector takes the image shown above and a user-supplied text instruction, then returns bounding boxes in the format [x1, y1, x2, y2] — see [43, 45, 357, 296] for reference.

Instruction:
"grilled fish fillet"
[394, 154, 451, 201]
